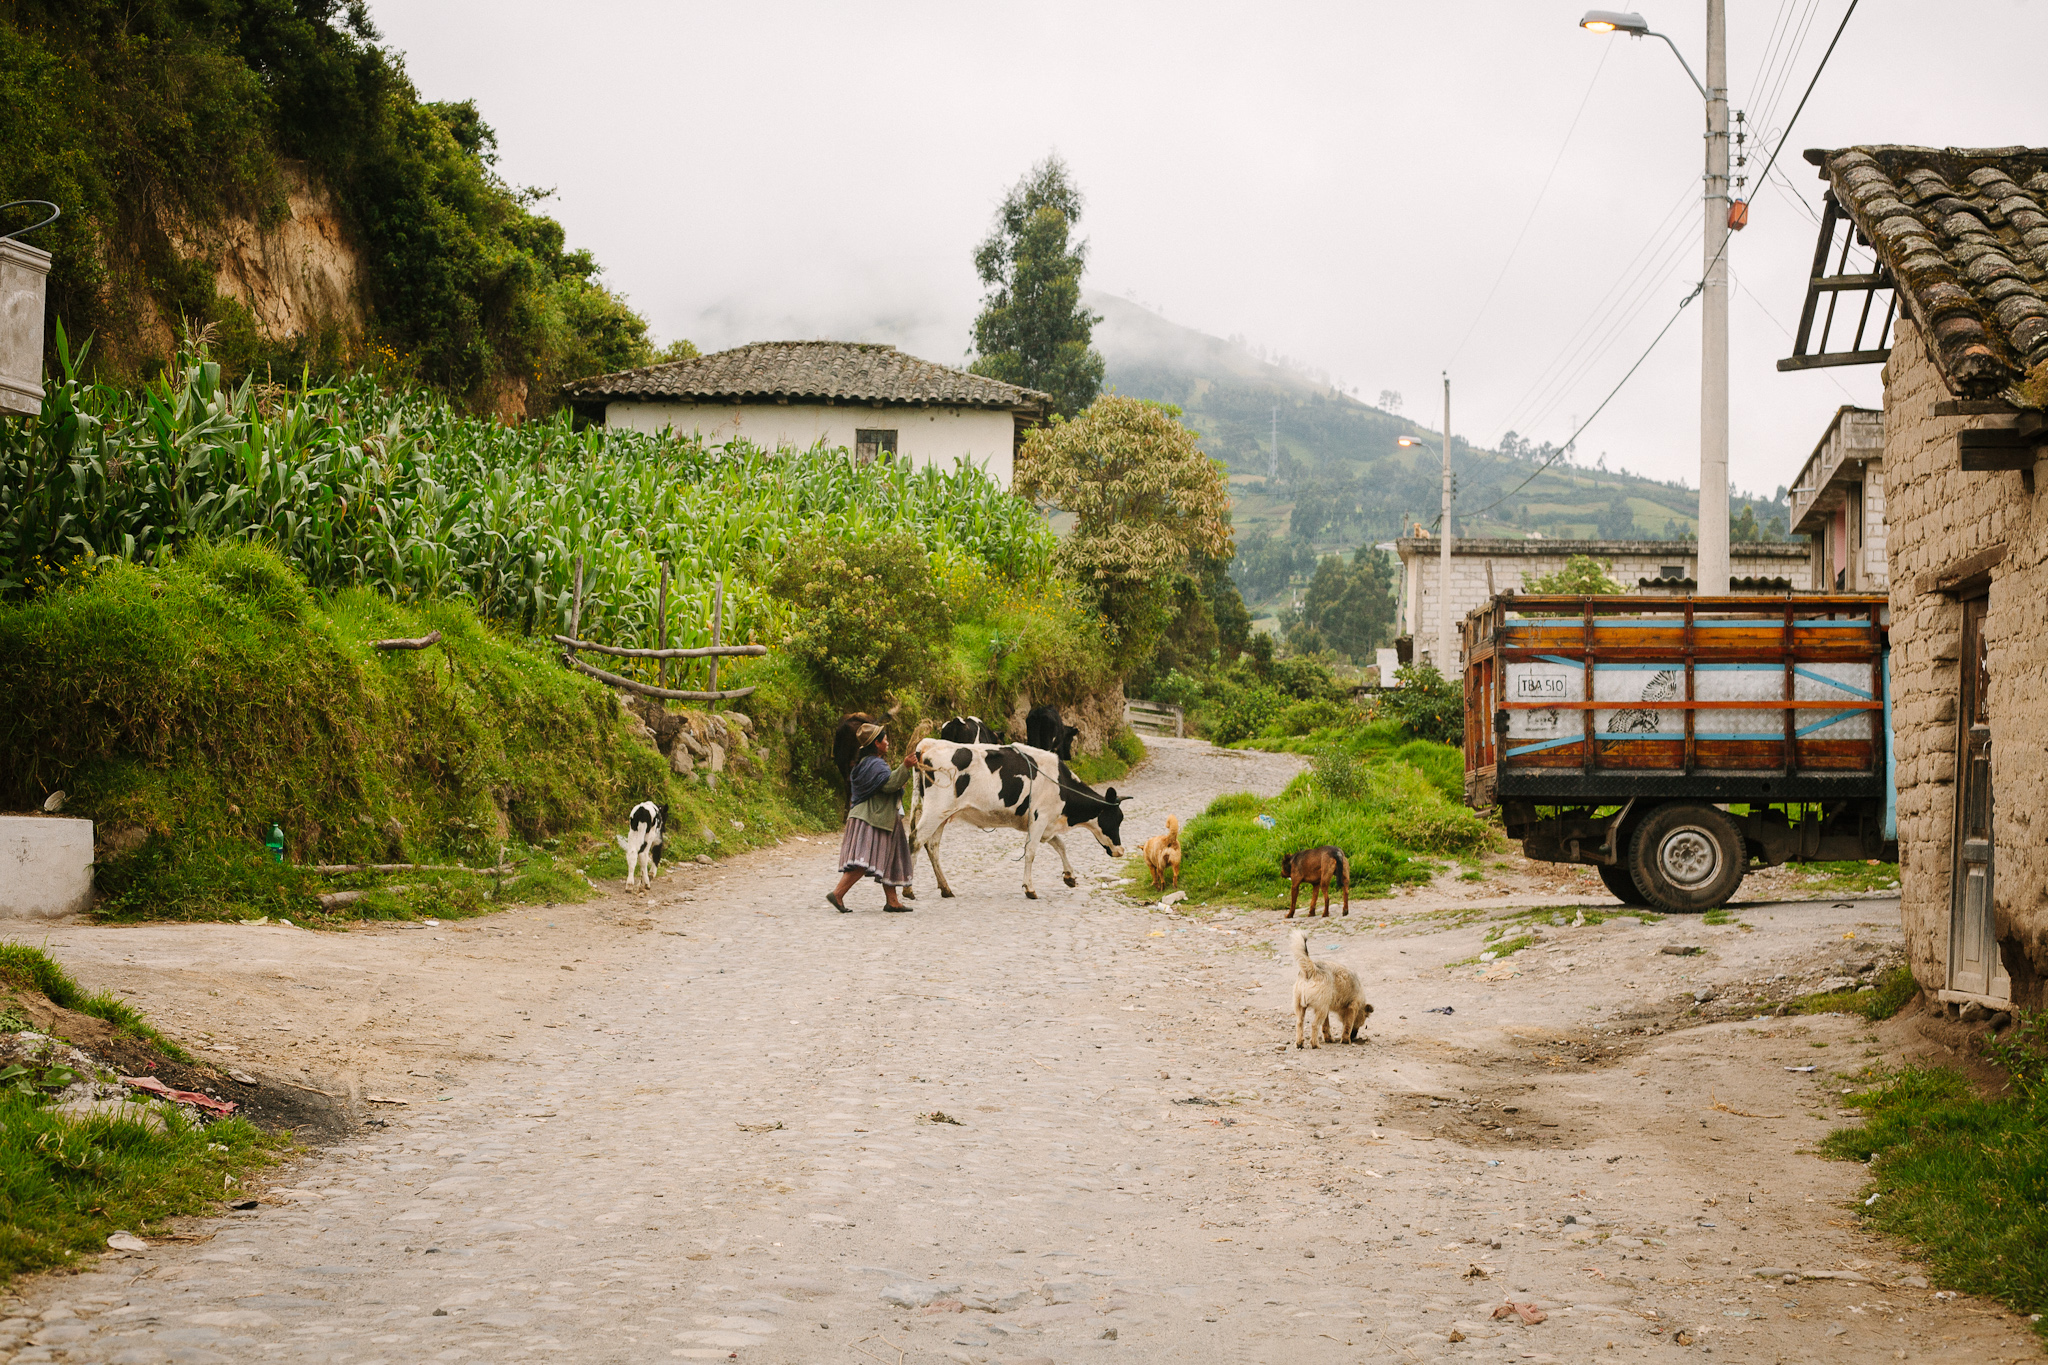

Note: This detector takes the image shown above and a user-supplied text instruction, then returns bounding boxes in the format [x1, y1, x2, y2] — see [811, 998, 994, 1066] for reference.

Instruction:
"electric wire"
[1448, 44, 1612, 367]
[1488, 187, 1699, 443]
[1453, 0, 1861, 530]
[1485, 178, 1697, 441]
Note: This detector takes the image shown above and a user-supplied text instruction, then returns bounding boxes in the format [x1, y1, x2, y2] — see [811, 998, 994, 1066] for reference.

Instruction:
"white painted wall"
[1, 816, 94, 921]
[605, 401, 1018, 488]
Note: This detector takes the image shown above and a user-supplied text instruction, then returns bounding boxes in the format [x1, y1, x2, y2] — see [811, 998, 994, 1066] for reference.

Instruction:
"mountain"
[1089, 291, 1791, 606]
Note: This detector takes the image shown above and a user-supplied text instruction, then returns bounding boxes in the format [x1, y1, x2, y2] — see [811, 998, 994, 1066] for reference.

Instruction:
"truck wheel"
[1596, 862, 1651, 906]
[1628, 803, 1746, 913]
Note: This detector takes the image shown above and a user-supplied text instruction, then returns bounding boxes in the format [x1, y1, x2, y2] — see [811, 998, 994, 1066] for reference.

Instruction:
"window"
[854, 429, 898, 465]
[1659, 565, 1684, 579]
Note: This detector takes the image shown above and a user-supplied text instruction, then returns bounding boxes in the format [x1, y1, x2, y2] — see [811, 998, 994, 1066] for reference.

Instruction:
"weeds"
[1793, 966, 1920, 1021]
[1824, 1027, 2048, 1332]
[0, 944, 190, 1062]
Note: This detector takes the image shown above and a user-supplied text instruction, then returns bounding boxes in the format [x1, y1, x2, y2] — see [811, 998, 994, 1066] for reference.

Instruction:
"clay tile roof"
[562, 341, 1050, 412]
[1810, 146, 2048, 403]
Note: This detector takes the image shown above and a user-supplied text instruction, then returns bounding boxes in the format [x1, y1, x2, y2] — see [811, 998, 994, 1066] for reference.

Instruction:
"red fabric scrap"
[121, 1075, 238, 1116]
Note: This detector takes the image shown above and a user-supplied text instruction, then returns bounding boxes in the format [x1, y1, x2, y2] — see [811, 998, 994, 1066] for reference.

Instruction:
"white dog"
[618, 801, 668, 888]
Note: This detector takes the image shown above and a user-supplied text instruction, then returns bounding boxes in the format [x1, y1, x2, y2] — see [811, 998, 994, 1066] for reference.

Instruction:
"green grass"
[1792, 964, 1921, 1021]
[1068, 729, 1147, 787]
[1796, 860, 1903, 894]
[1159, 745, 1498, 911]
[0, 943, 285, 1282]
[1823, 1042, 2048, 1332]
[0, 1090, 284, 1282]
[0, 943, 191, 1063]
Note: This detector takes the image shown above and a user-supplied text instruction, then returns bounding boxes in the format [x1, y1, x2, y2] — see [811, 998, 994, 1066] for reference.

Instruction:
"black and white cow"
[618, 800, 668, 888]
[939, 715, 1001, 744]
[1025, 703, 1079, 760]
[909, 740, 1126, 899]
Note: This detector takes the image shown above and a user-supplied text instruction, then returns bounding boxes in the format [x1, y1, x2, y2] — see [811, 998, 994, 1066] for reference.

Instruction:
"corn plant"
[0, 332, 1055, 663]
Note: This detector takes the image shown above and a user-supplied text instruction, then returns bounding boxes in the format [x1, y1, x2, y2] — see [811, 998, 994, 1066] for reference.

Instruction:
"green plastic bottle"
[265, 824, 285, 864]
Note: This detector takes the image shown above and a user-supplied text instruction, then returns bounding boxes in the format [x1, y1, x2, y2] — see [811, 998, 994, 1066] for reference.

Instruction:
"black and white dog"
[619, 801, 669, 888]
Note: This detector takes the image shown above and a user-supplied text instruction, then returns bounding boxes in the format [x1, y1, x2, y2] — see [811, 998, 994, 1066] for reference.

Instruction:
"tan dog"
[1142, 815, 1182, 889]
[1291, 929, 1372, 1049]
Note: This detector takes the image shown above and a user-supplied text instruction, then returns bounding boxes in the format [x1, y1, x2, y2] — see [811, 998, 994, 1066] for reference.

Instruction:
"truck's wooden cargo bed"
[1463, 594, 1889, 807]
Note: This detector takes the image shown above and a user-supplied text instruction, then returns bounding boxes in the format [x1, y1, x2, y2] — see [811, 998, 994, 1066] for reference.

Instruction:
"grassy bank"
[1, 945, 282, 1283]
[1825, 1013, 2048, 1333]
[1151, 736, 1497, 910]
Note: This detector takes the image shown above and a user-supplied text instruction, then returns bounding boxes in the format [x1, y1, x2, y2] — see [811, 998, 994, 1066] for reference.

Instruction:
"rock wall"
[1883, 318, 2046, 1007]
[1004, 683, 1129, 758]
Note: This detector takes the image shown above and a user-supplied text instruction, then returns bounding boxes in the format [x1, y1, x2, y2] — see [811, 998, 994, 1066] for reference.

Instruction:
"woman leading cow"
[825, 722, 915, 913]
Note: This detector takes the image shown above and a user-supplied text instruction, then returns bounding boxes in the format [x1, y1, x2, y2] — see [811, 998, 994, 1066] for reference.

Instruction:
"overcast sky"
[372, 0, 2041, 499]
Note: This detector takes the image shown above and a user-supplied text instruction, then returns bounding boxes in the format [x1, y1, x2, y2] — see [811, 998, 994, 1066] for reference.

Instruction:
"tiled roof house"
[1779, 145, 2048, 1013]
[563, 342, 1050, 488]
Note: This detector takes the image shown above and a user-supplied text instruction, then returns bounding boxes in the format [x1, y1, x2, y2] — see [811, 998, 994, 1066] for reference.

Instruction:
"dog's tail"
[1290, 927, 1316, 976]
[1165, 814, 1181, 849]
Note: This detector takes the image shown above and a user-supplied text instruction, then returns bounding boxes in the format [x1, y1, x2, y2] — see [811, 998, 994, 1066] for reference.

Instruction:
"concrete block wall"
[0, 816, 94, 921]
[1399, 541, 1812, 668]
[1882, 320, 2048, 1006]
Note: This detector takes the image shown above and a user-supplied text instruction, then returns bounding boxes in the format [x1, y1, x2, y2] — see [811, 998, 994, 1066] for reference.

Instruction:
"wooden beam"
[1934, 399, 2020, 417]
[1914, 542, 2007, 597]
[369, 631, 442, 650]
[1959, 425, 2047, 472]
[1775, 350, 1891, 372]
[565, 654, 755, 701]
[550, 634, 766, 660]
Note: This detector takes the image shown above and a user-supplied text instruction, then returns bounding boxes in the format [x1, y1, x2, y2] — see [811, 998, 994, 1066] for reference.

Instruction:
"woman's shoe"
[883, 902, 912, 912]
[826, 892, 850, 913]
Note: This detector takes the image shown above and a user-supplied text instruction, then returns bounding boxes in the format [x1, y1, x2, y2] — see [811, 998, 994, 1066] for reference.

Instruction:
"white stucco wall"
[605, 401, 1018, 488]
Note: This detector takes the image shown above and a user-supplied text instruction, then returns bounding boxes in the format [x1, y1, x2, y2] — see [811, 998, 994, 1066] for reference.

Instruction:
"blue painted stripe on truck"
[1504, 736, 1584, 757]
[1794, 709, 1864, 737]
[1791, 667, 1873, 698]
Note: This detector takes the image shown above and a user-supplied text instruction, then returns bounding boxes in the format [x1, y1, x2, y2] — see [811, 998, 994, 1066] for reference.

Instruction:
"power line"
[1456, 0, 1862, 531]
[1448, 44, 1611, 366]
[1485, 179, 1697, 440]
[1439, 284, 1700, 529]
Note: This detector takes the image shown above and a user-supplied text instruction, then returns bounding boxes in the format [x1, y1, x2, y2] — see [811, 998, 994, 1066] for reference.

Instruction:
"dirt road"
[5, 739, 2037, 1364]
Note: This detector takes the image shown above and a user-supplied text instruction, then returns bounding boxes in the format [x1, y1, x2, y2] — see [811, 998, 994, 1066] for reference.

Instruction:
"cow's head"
[1086, 787, 1127, 856]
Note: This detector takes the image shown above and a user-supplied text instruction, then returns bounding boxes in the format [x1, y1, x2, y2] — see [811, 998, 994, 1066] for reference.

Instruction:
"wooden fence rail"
[1125, 699, 1185, 738]
[557, 557, 761, 702]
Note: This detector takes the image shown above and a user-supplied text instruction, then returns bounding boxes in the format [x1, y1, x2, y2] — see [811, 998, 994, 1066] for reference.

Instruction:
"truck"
[1460, 593, 1894, 913]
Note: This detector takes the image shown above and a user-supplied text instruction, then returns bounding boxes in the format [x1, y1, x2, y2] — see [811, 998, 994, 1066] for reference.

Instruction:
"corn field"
[0, 337, 1055, 666]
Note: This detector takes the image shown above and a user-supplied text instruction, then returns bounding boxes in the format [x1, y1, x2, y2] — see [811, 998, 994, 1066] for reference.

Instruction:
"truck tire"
[1628, 803, 1746, 913]
[1596, 862, 1652, 906]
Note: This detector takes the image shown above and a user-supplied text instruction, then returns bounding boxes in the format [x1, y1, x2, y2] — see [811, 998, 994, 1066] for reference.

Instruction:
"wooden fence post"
[656, 563, 669, 692]
[707, 573, 725, 707]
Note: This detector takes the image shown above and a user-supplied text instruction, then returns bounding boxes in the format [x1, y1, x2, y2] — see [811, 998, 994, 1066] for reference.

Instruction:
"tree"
[1378, 390, 1403, 415]
[969, 156, 1104, 419]
[1296, 545, 1397, 662]
[1731, 502, 1761, 542]
[1524, 555, 1626, 594]
[1596, 492, 1635, 539]
[1016, 396, 1231, 669]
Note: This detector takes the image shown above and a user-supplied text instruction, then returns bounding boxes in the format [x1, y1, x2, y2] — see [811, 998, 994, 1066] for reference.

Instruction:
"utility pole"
[1438, 373, 1454, 674]
[1698, 0, 1731, 594]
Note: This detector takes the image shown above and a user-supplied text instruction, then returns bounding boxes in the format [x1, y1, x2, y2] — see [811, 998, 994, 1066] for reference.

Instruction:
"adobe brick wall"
[1883, 318, 2046, 1006]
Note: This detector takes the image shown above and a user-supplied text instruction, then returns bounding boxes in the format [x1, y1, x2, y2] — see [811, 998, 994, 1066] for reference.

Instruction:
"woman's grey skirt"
[839, 817, 913, 887]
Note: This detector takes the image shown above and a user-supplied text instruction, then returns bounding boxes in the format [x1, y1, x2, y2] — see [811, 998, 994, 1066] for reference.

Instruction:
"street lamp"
[1581, 5, 1730, 595]
[1396, 373, 1454, 674]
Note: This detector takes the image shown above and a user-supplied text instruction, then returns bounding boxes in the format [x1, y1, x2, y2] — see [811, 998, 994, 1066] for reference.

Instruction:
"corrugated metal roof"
[1813, 146, 2048, 401]
[563, 341, 1050, 411]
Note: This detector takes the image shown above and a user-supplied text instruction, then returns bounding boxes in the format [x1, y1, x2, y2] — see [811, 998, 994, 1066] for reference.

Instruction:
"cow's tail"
[1335, 848, 1350, 891]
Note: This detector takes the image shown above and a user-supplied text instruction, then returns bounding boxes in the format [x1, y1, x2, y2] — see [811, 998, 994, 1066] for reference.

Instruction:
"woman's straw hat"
[855, 722, 886, 747]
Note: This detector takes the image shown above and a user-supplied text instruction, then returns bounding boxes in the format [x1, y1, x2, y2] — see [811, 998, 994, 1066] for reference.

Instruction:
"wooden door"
[1949, 595, 1996, 997]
